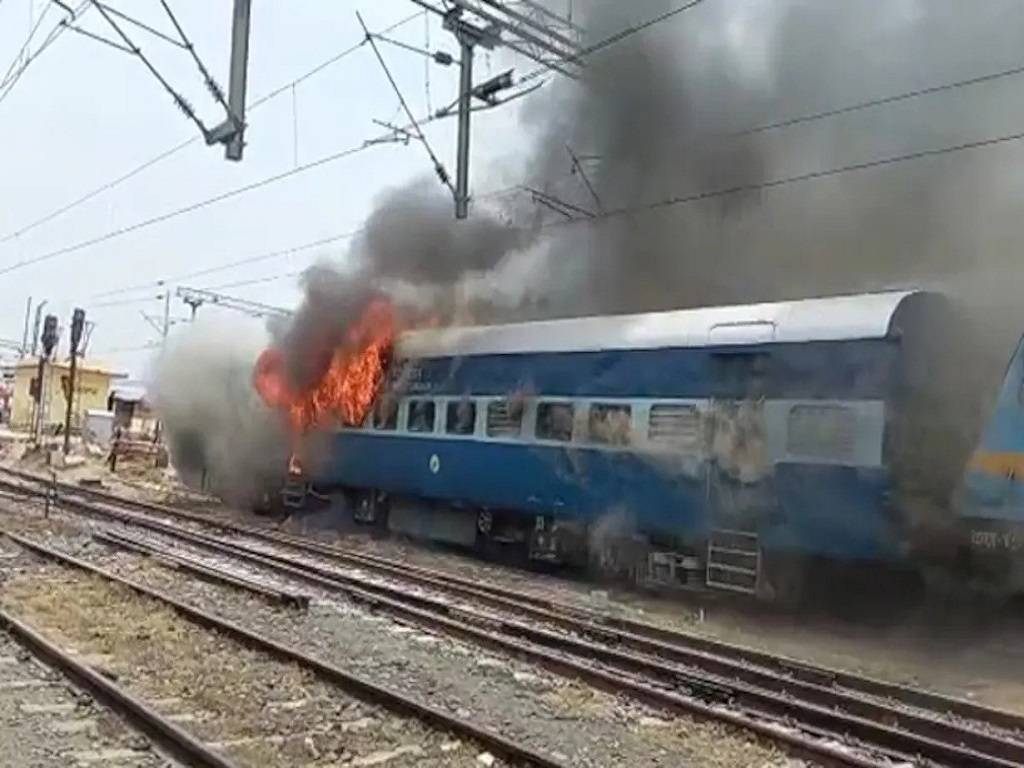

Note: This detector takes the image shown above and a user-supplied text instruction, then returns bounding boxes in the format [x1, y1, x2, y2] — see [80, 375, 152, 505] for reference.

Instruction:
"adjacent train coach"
[305, 289, 1018, 597]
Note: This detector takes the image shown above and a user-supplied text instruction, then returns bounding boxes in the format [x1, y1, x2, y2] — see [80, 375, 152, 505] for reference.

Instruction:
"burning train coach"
[261, 290, 1024, 599]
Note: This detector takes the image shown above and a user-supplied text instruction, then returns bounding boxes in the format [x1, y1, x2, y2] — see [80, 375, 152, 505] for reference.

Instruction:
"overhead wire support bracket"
[86, 0, 211, 139]
[404, 0, 580, 218]
[97, 3, 185, 49]
[357, 11, 455, 198]
[59, 22, 132, 54]
[371, 32, 456, 66]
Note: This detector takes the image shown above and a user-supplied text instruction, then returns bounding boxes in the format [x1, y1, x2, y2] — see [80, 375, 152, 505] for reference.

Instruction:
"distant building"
[108, 381, 158, 438]
[10, 359, 126, 434]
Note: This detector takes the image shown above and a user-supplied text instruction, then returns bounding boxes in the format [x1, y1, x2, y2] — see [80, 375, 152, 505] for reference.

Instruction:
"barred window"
[588, 403, 632, 446]
[536, 402, 574, 442]
[446, 400, 477, 436]
[486, 400, 523, 437]
[648, 404, 701, 451]
[786, 405, 855, 461]
[407, 399, 436, 434]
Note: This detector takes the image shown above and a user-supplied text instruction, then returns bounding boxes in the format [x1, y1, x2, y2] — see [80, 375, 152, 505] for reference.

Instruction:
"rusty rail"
[17, 465, 1024, 735]
[0, 606, 240, 768]
[4, 468, 1024, 766]
[93, 529, 310, 609]
[94, 520, 1021, 768]
[2, 530, 566, 768]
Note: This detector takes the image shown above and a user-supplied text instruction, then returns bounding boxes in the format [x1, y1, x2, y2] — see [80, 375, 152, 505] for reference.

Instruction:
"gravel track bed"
[0, 626, 172, 768]
[236, 510, 1024, 717]
[0, 560, 484, 768]
[81, 540, 793, 768]
[108, 520, 1023, 745]
[10, 498, 1022, 751]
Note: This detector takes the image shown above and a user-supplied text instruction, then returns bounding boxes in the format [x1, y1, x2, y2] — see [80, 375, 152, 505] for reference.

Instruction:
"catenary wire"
[0, 9, 422, 246]
[0, 143, 374, 277]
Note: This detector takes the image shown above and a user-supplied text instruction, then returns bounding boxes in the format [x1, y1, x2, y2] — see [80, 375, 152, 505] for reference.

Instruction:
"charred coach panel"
[306, 289, 1003, 593]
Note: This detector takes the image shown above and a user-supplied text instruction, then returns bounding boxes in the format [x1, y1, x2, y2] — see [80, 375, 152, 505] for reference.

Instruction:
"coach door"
[705, 323, 776, 593]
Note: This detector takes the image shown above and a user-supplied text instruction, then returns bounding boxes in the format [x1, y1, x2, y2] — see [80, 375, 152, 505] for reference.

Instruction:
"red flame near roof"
[253, 298, 395, 432]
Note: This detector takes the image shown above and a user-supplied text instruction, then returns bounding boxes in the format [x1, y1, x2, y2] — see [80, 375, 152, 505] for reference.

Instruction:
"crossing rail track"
[3, 465, 1024, 767]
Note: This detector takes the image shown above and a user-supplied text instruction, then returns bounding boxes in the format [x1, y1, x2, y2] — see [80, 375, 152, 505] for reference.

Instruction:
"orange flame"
[254, 298, 396, 433]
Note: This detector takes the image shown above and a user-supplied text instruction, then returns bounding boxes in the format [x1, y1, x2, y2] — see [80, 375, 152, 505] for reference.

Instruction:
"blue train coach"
[303, 289, 1019, 597]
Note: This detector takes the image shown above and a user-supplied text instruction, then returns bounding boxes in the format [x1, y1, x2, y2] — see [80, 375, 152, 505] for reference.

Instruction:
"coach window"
[486, 399, 524, 437]
[648, 404, 701, 451]
[407, 399, 437, 433]
[787, 404, 855, 461]
[589, 403, 632, 446]
[373, 396, 398, 430]
[536, 402, 574, 442]
[446, 400, 477, 435]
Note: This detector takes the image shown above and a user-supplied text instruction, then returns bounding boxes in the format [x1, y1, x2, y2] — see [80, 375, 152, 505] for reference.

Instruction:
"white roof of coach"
[396, 290, 921, 359]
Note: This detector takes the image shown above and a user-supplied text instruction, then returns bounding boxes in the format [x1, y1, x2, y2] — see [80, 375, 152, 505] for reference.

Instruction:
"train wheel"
[352, 490, 388, 528]
[477, 510, 493, 535]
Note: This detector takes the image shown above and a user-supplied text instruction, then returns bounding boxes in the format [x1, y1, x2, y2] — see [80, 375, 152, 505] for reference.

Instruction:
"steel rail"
[0, 491, 954, 768]
[0, 607, 240, 768]
[14, 466, 1018, 736]
[82, 518, 1019, 768]
[1, 530, 565, 768]
[3, 468, 1024, 765]
[93, 528, 310, 609]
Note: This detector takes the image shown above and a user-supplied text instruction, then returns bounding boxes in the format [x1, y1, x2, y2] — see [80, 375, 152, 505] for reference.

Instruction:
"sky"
[4, 1, 1024, 384]
[0, 0, 536, 375]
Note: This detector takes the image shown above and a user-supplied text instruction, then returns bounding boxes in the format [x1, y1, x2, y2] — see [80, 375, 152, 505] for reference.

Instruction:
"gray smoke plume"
[504, 0, 1024, 459]
[149, 314, 289, 505]
[276, 179, 535, 392]
[153, 0, 1024, 504]
[150, 180, 532, 502]
[519, 0, 1024, 328]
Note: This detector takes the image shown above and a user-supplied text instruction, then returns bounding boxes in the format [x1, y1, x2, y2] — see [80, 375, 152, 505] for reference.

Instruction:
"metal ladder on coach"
[706, 529, 760, 594]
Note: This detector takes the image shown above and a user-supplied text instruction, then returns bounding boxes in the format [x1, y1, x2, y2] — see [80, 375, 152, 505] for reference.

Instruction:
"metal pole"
[224, 0, 252, 161]
[62, 350, 76, 455]
[455, 37, 474, 219]
[30, 300, 46, 356]
[63, 309, 85, 456]
[21, 297, 32, 355]
[162, 291, 171, 340]
[33, 355, 45, 444]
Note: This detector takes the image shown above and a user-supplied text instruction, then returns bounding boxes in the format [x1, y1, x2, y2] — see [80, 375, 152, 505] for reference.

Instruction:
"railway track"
[4, 466, 1024, 767]
[0, 479, 566, 767]
[0, 599, 228, 767]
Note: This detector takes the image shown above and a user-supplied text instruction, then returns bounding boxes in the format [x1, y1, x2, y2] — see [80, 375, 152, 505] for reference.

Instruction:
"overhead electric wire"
[203, 270, 305, 292]
[357, 11, 454, 195]
[547, 127, 1024, 230]
[0, 10, 422, 247]
[99, 2, 183, 48]
[738, 61, 1024, 135]
[87, 0, 210, 137]
[91, 293, 166, 309]
[519, 0, 709, 83]
[0, 1, 89, 106]
[158, 0, 233, 119]
[0, 142, 375, 278]
[93, 229, 363, 299]
[1, 1, 53, 87]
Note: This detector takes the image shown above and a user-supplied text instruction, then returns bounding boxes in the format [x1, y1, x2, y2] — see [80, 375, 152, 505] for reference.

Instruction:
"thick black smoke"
[519, 1, 1024, 326]
[154, 1, 1024, 502]
[276, 179, 534, 391]
[502, 0, 1024, 445]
